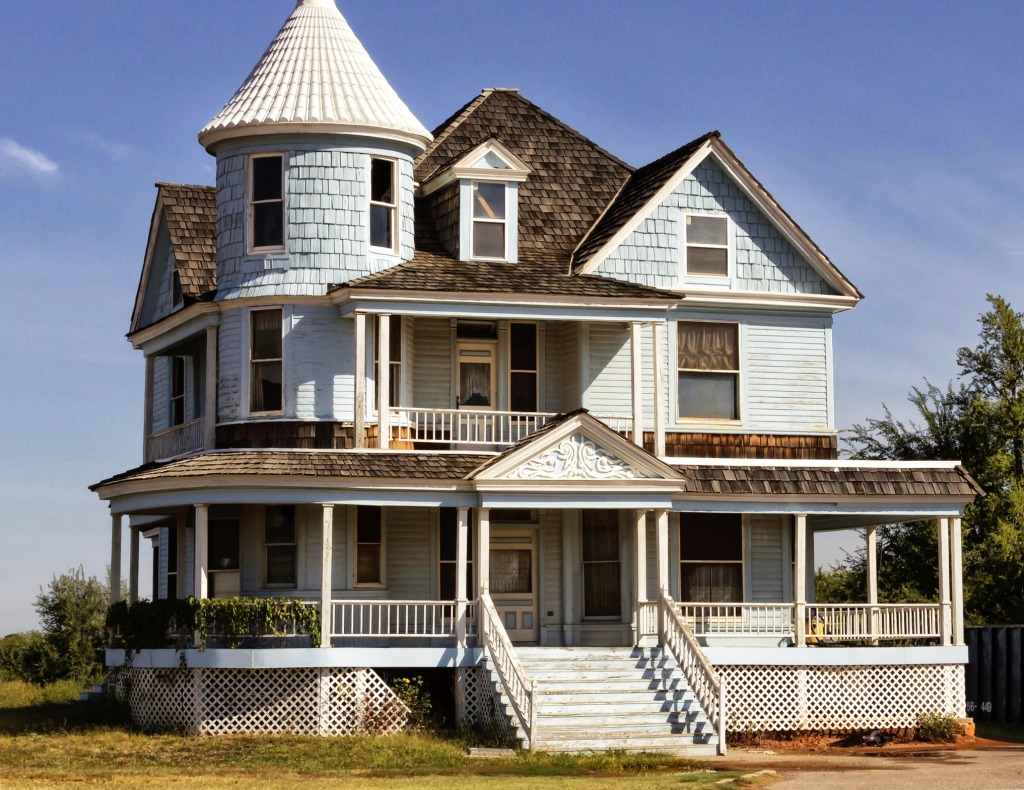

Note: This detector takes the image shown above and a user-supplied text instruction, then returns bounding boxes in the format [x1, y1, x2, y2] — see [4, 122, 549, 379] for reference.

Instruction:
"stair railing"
[659, 593, 727, 755]
[479, 591, 537, 748]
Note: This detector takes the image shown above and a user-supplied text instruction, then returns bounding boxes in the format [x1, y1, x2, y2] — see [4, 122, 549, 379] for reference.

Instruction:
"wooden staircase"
[488, 646, 720, 754]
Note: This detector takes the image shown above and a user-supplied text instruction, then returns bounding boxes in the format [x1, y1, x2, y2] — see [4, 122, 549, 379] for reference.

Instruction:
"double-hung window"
[170, 356, 186, 426]
[438, 508, 473, 600]
[472, 182, 507, 259]
[250, 309, 283, 414]
[509, 322, 538, 412]
[369, 158, 396, 251]
[684, 214, 729, 277]
[249, 154, 284, 251]
[373, 316, 402, 410]
[265, 506, 296, 587]
[679, 514, 743, 603]
[355, 506, 384, 586]
[582, 510, 621, 618]
[677, 321, 739, 421]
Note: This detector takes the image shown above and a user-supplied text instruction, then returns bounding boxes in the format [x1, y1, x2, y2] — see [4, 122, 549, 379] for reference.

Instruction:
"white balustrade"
[480, 592, 536, 748]
[591, 414, 633, 436]
[389, 408, 557, 447]
[637, 600, 659, 638]
[675, 603, 796, 638]
[145, 418, 206, 462]
[330, 599, 473, 640]
[806, 603, 940, 641]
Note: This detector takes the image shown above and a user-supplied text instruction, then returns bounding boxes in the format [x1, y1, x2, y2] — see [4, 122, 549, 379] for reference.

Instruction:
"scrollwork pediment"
[505, 433, 650, 480]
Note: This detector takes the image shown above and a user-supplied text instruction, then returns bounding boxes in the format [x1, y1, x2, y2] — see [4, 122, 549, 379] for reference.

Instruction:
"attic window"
[249, 154, 284, 251]
[684, 215, 729, 277]
[369, 158, 396, 252]
[172, 271, 183, 307]
[472, 182, 507, 259]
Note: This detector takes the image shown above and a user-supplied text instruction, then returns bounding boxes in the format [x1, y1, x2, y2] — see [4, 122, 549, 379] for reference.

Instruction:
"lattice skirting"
[112, 667, 410, 736]
[718, 663, 966, 733]
[455, 667, 518, 742]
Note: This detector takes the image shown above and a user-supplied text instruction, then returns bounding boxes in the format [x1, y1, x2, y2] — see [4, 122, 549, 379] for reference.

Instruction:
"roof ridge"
[416, 90, 494, 172]
[156, 181, 215, 191]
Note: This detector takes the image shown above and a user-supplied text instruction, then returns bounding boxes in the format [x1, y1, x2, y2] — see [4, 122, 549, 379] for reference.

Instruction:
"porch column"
[477, 507, 490, 597]
[354, 312, 366, 449]
[143, 355, 154, 461]
[110, 514, 122, 605]
[456, 507, 469, 648]
[320, 505, 333, 647]
[633, 510, 647, 646]
[951, 516, 965, 645]
[794, 514, 808, 647]
[866, 525, 878, 644]
[630, 321, 644, 448]
[129, 526, 140, 604]
[652, 322, 666, 457]
[204, 324, 218, 450]
[378, 313, 391, 450]
[938, 517, 952, 646]
[194, 504, 209, 600]
[656, 509, 669, 595]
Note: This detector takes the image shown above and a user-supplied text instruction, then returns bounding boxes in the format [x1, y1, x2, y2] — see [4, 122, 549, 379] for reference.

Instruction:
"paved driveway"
[719, 745, 1024, 789]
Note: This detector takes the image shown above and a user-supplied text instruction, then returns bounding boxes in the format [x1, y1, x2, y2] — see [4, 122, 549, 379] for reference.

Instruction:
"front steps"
[488, 646, 719, 755]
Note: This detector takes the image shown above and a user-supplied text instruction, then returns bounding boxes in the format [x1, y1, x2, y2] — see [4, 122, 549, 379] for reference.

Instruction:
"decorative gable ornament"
[506, 433, 651, 480]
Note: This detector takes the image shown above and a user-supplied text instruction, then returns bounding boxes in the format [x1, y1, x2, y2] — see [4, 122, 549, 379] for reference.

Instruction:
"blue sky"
[1, 1, 1022, 634]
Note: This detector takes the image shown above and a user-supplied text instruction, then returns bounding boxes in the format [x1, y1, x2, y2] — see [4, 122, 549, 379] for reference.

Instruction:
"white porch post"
[354, 312, 366, 449]
[320, 505, 333, 647]
[204, 324, 218, 450]
[110, 514, 122, 605]
[456, 507, 469, 647]
[866, 525, 878, 644]
[129, 526, 140, 604]
[634, 510, 647, 645]
[378, 313, 391, 450]
[652, 322, 666, 457]
[630, 321, 644, 448]
[951, 516, 965, 646]
[477, 507, 490, 598]
[938, 517, 952, 646]
[794, 514, 808, 647]
[194, 504, 209, 600]
[656, 509, 669, 595]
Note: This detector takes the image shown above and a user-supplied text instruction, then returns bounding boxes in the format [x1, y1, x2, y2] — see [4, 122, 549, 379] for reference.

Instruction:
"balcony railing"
[329, 599, 476, 641]
[389, 407, 558, 447]
[145, 418, 206, 462]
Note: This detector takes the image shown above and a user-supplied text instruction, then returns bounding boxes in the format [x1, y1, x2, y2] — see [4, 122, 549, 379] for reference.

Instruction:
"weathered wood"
[651, 431, 837, 459]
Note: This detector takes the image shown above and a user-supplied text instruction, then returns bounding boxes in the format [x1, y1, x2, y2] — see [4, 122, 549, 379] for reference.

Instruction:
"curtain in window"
[680, 563, 742, 602]
[678, 323, 737, 371]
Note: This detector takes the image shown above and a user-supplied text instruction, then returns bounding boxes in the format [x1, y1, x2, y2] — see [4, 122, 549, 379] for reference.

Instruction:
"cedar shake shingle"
[157, 183, 217, 299]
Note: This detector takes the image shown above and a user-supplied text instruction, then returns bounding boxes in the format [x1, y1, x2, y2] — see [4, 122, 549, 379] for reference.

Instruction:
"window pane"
[253, 202, 283, 248]
[370, 159, 394, 203]
[678, 372, 736, 420]
[456, 321, 497, 340]
[510, 372, 537, 412]
[681, 563, 742, 602]
[687, 215, 727, 246]
[679, 514, 742, 561]
[473, 182, 505, 219]
[267, 546, 297, 585]
[460, 362, 491, 407]
[687, 246, 728, 276]
[167, 527, 178, 573]
[357, 506, 382, 543]
[357, 544, 382, 584]
[678, 323, 737, 370]
[583, 562, 621, 617]
[370, 204, 393, 249]
[265, 506, 295, 544]
[439, 563, 456, 600]
[251, 361, 282, 412]
[473, 221, 505, 258]
[252, 156, 282, 201]
[510, 323, 537, 371]
[490, 549, 531, 594]
[251, 311, 282, 360]
[209, 521, 239, 570]
[582, 512, 618, 562]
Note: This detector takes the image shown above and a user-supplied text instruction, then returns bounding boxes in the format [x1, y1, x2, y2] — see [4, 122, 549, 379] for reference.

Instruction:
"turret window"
[369, 158, 396, 251]
[250, 309, 283, 414]
[249, 154, 284, 251]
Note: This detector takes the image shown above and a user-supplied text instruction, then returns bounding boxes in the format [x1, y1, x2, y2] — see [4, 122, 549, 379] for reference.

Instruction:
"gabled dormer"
[420, 138, 531, 263]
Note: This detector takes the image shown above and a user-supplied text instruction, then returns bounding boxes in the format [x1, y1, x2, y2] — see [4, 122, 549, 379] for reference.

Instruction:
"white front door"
[490, 530, 539, 643]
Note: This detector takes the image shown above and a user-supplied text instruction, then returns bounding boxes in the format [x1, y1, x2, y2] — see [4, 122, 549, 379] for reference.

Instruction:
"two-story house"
[93, 0, 978, 754]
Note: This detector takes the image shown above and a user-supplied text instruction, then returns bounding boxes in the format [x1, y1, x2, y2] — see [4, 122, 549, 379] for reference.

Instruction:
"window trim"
[247, 153, 286, 254]
[368, 156, 398, 254]
[581, 511, 623, 622]
[677, 513, 746, 604]
[682, 212, 733, 283]
[469, 180, 511, 262]
[249, 307, 285, 416]
[354, 506, 386, 588]
[675, 319, 742, 424]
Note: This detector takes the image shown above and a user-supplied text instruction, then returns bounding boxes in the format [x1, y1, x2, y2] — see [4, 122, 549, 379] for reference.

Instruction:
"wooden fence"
[965, 626, 1023, 724]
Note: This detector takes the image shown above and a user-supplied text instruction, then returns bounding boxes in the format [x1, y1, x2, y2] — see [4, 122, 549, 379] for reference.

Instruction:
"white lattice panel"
[200, 668, 322, 735]
[113, 668, 198, 731]
[320, 668, 409, 735]
[719, 664, 965, 733]
[456, 667, 517, 742]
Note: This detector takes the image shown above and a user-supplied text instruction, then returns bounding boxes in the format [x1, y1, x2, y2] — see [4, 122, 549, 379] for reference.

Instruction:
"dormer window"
[472, 182, 507, 259]
[369, 158, 396, 252]
[249, 154, 284, 251]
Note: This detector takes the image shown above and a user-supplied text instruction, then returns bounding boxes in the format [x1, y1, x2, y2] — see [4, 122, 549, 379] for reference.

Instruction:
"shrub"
[916, 711, 957, 742]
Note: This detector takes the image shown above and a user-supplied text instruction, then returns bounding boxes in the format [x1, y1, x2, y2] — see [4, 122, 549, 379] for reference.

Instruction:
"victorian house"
[92, 0, 978, 753]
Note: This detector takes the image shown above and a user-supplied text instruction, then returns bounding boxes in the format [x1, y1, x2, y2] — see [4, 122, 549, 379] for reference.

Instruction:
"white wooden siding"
[411, 318, 451, 408]
[157, 527, 169, 600]
[543, 324, 562, 413]
[384, 507, 433, 600]
[217, 308, 243, 421]
[646, 514, 658, 600]
[587, 323, 631, 417]
[559, 323, 580, 411]
[541, 510, 563, 639]
[748, 514, 785, 602]
[290, 305, 350, 420]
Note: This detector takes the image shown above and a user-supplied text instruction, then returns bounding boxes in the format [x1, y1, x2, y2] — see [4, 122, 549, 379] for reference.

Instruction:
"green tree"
[33, 568, 109, 683]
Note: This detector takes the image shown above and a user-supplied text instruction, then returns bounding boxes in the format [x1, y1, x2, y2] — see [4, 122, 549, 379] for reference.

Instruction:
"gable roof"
[198, 0, 431, 152]
[130, 183, 217, 333]
[416, 89, 634, 262]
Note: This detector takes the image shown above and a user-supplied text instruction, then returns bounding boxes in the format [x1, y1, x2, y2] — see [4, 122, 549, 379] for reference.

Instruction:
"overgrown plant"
[389, 675, 433, 729]
[916, 711, 957, 742]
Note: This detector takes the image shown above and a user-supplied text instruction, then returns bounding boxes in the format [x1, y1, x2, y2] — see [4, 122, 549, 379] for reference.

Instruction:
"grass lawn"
[0, 681, 754, 789]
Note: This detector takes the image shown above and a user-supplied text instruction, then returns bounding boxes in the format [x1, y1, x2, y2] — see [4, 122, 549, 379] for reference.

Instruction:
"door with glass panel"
[489, 530, 538, 643]
[456, 341, 496, 444]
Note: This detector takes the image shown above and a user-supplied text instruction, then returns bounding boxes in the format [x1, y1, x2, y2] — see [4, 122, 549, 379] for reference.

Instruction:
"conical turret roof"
[199, 0, 431, 152]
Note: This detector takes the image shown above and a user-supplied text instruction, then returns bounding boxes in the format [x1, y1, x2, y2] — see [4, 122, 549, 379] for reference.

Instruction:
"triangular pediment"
[470, 411, 683, 482]
[421, 138, 531, 196]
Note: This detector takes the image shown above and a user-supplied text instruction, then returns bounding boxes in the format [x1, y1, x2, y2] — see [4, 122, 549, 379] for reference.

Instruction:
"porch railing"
[329, 599, 476, 640]
[389, 407, 557, 447]
[145, 418, 206, 462]
[806, 603, 940, 642]
[659, 594, 726, 755]
[591, 414, 634, 436]
[480, 591, 537, 748]
[676, 602, 796, 638]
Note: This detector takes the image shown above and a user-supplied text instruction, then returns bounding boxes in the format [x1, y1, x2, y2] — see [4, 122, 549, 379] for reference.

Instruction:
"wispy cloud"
[79, 130, 139, 161]
[0, 138, 58, 177]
